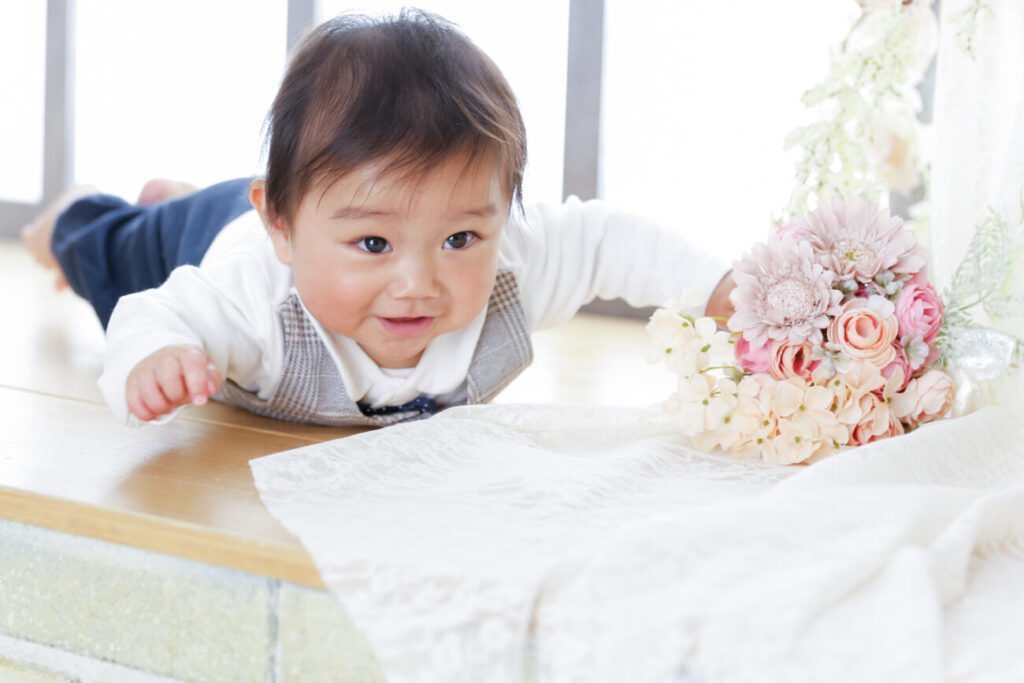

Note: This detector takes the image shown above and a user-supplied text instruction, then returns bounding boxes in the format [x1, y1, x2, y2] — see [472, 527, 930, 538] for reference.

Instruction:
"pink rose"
[892, 369, 954, 424]
[881, 342, 912, 392]
[769, 340, 819, 380]
[895, 280, 943, 344]
[827, 300, 899, 368]
[735, 334, 771, 374]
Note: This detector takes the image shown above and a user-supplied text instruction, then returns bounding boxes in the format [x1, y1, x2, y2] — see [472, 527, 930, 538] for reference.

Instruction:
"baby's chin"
[361, 345, 425, 369]
[360, 332, 433, 369]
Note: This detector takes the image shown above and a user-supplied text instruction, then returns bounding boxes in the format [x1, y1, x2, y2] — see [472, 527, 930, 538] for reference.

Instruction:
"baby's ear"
[249, 179, 293, 265]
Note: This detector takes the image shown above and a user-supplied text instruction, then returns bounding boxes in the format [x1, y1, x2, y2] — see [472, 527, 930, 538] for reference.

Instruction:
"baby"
[22, 10, 733, 427]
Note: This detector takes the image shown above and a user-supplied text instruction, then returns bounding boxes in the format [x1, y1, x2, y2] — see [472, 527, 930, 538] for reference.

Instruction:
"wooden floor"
[0, 239, 674, 587]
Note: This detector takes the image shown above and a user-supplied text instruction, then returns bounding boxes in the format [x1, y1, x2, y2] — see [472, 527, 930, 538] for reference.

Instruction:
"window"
[5, 0, 857, 259]
[73, 0, 288, 200]
[0, 3, 47, 204]
[600, 0, 858, 262]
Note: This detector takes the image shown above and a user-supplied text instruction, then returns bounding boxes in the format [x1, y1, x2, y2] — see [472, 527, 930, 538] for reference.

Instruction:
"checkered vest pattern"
[215, 271, 533, 427]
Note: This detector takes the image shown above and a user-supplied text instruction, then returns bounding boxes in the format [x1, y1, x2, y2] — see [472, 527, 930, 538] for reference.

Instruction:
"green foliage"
[784, 9, 927, 219]
[952, 0, 993, 59]
[937, 208, 1023, 365]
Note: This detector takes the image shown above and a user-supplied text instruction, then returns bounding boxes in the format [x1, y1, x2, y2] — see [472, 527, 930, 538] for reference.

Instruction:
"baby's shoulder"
[201, 210, 272, 264]
[196, 210, 293, 303]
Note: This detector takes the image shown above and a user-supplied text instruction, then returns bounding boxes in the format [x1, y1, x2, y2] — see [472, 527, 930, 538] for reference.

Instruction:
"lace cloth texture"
[250, 403, 1024, 682]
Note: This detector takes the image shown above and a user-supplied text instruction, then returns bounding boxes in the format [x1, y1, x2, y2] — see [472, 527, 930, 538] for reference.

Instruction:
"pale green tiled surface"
[0, 520, 393, 682]
[0, 660, 71, 683]
[0, 520, 273, 683]
[276, 584, 384, 682]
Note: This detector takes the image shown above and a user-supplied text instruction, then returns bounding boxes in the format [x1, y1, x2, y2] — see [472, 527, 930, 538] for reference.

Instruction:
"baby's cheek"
[303, 276, 372, 332]
[454, 272, 496, 323]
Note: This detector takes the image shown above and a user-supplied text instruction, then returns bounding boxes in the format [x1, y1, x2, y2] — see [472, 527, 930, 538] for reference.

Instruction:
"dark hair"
[264, 9, 527, 223]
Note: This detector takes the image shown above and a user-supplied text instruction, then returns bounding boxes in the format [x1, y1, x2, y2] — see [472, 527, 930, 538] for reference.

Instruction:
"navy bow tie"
[358, 395, 439, 417]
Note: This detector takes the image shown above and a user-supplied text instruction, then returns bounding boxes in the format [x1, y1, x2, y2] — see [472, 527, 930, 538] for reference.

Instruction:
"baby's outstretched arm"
[705, 271, 736, 326]
[125, 345, 223, 422]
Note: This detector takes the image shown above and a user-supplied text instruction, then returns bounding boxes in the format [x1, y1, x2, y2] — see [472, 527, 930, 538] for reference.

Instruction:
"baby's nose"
[389, 255, 440, 299]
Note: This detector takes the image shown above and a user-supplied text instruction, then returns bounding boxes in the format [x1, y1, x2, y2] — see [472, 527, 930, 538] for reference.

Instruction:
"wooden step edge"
[0, 484, 326, 589]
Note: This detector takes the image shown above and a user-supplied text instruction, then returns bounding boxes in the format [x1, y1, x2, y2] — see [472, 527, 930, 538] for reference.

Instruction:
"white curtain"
[930, 0, 1024, 408]
[931, 0, 1024, 283]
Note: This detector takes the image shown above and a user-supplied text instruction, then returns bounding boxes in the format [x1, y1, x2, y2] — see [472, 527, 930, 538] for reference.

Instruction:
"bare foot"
[20, 184, 98, 291]
[136, 178, 199, 205]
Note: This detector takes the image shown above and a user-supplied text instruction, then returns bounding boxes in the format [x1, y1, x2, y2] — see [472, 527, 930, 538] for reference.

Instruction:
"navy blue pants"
[52, 178, 253, 328]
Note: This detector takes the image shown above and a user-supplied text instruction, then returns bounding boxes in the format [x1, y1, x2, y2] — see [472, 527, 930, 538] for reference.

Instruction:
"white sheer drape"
[930, 0, 1024, 284]
[930, 0, 1024, 408]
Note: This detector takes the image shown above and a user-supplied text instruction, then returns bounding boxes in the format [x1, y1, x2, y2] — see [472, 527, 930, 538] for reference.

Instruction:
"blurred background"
[0, 0, 857, 266]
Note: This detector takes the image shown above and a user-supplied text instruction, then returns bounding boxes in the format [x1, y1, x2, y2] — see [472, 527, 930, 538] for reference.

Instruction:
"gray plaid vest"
[215, 271, 533, 427]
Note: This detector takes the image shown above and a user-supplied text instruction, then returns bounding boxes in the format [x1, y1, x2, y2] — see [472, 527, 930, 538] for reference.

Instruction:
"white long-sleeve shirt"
[98, 196, 728, 425]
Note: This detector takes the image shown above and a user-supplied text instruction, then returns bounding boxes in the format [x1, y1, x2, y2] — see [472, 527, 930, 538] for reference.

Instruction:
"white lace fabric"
[251, 404, 1024, 682]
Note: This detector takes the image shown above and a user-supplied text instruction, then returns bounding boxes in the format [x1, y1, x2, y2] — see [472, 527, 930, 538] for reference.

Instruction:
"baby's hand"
[125, 345, 222, 422]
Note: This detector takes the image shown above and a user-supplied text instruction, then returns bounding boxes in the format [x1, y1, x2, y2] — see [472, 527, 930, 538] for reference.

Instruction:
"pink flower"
[892, 369, 955, 423]
[735, 334, 772, 374]
[799, 197, 926, 283]
[776, 220, 810, 240]
[881, 342, 912, 392]
[827, 299, 899, 368]
[728, 237, 843, 347]
[894, 279, 943, 344]
[848, 392, 890, 446]
[769, 340, 819, 380]
[869, 414, 906, 444]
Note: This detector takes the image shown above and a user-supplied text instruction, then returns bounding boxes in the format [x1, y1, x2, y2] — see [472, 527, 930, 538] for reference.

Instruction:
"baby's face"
[271, 154, 508, 368]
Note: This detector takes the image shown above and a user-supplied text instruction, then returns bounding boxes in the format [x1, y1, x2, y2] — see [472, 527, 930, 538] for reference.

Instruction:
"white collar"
[297, 291, 488, 407]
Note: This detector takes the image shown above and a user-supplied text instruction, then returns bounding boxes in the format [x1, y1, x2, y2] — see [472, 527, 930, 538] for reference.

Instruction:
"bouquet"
[648, 197, 955, 465]
[647, 2, 1022, 465]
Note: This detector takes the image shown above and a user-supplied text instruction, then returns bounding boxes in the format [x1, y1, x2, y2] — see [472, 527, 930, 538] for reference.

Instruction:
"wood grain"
[0, 387, 339, 585]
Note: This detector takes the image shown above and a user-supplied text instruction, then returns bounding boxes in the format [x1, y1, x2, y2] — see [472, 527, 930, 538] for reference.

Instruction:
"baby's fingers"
[179, 349, 221, 405]
[132, 373, 174, 421]
[154, 354, 189, 405]
[126, 381, 157, 422]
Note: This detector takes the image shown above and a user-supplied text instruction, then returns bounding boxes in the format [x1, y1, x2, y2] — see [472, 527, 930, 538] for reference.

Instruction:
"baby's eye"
[444, 231, 477, 250]
[354, 236, 391, 254]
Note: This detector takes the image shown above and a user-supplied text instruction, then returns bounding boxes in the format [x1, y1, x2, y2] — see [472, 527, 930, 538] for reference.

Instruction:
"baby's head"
[250, 10, 527, 369]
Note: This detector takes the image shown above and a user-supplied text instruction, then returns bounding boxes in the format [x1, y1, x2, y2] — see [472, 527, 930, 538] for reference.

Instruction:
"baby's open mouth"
[377, 316, 435, 337]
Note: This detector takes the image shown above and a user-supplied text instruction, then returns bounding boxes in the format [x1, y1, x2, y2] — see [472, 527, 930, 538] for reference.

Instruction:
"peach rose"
[769, 340, 818, 380]
[868, 414, 906, 444]
[827, 299, 898, 368]
[914, 369, 954, 420]
[735, 334, 771, 374]
[848, 392, 890, 446]
[892, 369, 954, 423]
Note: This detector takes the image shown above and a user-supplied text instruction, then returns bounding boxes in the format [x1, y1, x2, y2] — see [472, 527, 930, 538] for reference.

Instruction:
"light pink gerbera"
[728, 237, 843, 347]
[792, 197, 926, 283]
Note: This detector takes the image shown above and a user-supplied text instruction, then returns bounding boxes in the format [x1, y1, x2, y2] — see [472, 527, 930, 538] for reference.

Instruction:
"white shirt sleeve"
[501, 196, 731, 331]
[97, 213, 289, 425]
